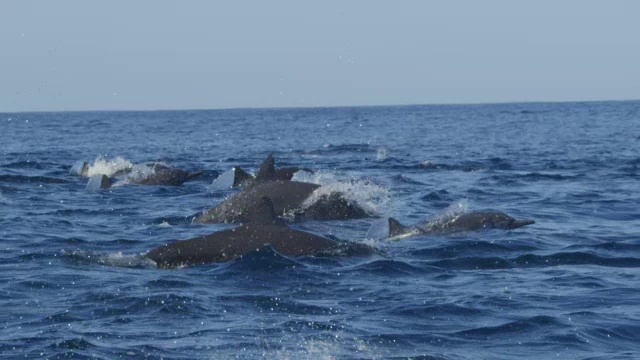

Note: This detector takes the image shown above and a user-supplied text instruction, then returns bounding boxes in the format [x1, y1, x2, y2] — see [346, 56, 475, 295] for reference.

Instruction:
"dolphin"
[85, 174, 113, 192]
[193, 154, 367, 223]
[133, 164, 204, 186]
[84, 163, 203, 190]
[378, 210, 535, 240]
[146, 197, 375, 268]
[229, 164, 313, 188]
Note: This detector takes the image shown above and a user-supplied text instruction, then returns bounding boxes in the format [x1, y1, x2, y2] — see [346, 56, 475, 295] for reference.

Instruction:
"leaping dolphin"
[193, 154, 368, 223]
[374, 210, 535, 240]
[146, 197, 375, 268]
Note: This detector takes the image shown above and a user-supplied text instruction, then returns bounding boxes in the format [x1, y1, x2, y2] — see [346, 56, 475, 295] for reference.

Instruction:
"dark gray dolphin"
[382, 210, 535, 240]
[85, 174, 113, 192]
[134, 164, 204, 186]
[194, 179, 320, 223]
[193, 154, 367, 224]
[84, 164, 203, 190]
[146, 197, 375, 268]
[229, 155, 314, 188]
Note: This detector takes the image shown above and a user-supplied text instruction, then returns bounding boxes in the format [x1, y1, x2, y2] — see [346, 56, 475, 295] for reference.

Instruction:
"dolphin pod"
[74, 151, 535, 268]
[381, 210, 535, 240]
[193, 154, 368, 224]
[146, 197, 376, 268]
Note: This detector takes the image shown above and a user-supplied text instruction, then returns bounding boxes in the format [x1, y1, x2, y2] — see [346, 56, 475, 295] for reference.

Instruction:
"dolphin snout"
[511, 219, 535, 229]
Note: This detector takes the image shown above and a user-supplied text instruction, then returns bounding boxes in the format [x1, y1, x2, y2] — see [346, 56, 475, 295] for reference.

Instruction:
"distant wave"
[0, 174, 68, 184]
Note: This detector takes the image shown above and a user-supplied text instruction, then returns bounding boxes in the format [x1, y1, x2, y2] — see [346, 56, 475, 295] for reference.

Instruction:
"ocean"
[1, 101, 639, 359]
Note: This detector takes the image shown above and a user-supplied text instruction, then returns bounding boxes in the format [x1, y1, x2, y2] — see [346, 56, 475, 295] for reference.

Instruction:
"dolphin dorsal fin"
[388, 217, 409, 237]
[255, 153, 277, 182]
[247, 197, 284, 225]
[232, 166, 254, 187]
[86, 174, 112, 191]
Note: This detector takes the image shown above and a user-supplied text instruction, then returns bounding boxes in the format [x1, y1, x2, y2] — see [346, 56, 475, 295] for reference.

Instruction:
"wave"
[341, 259, 428, 276]
[216, 294, 335, 315]
[390, 174, 425, 185]
[420, 189, 452, 202]
[481, 172, 584, 185]
[0, 174, 68, 184]
[410, 240, 537, 259]
[317, 143, 372, 153]
[454, 315, 564, 339]
[392, 303, 483, 317]
[427, 252, 640, 270]
[419, 157, 513, 172]
[512, 252, 640, 268]
[1, 161, 57, 169]
[61, 250, 156, 268]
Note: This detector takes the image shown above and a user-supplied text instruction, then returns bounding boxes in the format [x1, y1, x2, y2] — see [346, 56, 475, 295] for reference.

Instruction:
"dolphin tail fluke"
[232, 166, 254, 187]
[511, 219, 535, 229]
[388, 217, 411, 237]
[255, 153, 277, 181]
[86, 174, 112, 191]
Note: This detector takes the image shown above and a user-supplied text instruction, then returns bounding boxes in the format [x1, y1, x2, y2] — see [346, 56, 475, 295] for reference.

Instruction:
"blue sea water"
[1, 101, 639, 359]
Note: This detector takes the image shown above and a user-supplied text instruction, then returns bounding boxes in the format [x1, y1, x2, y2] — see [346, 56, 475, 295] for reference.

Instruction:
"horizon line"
[2, 98, 639, 115]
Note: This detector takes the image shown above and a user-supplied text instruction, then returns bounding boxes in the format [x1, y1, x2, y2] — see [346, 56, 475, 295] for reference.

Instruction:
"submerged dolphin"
[194, 154, 367, 224]
[146, 197, 375, 268]
[377, 210, 535, 240]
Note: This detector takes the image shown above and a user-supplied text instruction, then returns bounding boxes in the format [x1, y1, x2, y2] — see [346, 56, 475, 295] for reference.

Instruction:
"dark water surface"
[1, 101, 639, 359]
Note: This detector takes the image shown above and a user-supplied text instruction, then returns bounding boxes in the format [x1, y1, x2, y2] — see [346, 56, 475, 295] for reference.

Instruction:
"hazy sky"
[2, 1, 639, 112]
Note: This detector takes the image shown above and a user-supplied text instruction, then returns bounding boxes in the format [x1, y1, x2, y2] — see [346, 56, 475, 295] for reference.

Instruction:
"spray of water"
[294, 171, 390, 215]
[85, 156, 134, 177]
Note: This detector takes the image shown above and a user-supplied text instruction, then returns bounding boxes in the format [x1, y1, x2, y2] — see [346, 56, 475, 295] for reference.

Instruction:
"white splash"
[376, 147, 389, 161]
[296, 171, 390, 215]
[85, 156, 134, 177]
[62, 249, 156, 268]
[97, 251, 157, 268]
[158, 221, 171, 228]
[120, 163, 157, 184]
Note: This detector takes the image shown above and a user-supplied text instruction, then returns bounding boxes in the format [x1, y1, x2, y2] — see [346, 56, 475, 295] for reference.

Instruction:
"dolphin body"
[84, 163, 203, 190]
[146, 197, 375, 268]
[133, 164, 204, 186]
[230, 165, 313, 188]
[382, 211, 535, 240]
[193, 154, 367, 224]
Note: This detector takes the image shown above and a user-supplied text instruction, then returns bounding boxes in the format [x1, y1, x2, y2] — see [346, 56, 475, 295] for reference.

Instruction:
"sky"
[1, 0, 639, 112]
